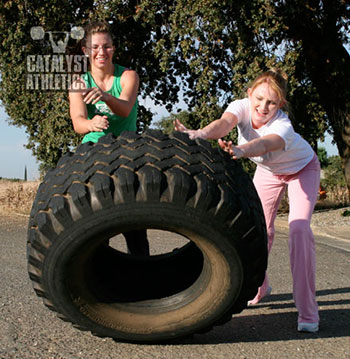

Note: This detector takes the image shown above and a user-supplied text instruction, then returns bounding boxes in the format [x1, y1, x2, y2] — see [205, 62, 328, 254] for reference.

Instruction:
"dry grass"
[0, 178, 348, 216]
[323, 186, 350, 205]
[0, 179, 40, 215]
[278, 187, 349, 214]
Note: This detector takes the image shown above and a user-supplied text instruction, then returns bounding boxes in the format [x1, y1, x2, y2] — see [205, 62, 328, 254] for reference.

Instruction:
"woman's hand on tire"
[218, 139, 245, 159]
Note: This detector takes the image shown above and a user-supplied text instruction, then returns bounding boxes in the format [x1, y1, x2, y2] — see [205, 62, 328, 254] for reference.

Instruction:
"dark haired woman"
[69, 22, 149, 256]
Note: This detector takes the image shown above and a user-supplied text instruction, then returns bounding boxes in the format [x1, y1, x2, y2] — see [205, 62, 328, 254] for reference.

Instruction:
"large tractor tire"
[27, 130, 267, 343]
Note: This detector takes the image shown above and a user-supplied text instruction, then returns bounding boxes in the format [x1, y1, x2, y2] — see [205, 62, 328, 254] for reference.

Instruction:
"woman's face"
[83, 32, 114, 69]
[248, 82, 283, 129]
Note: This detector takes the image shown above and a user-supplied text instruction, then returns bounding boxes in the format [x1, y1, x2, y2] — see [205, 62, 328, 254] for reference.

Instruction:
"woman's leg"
[124, 230, 149, 256]
[287, 156, 320, 324]
[250, 166, 286, 304]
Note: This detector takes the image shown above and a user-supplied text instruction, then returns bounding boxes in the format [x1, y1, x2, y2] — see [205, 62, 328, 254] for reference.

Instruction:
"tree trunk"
[303, 42, 350, 200]
[281, 0, 350, 200]
[342, 156, 350, 201]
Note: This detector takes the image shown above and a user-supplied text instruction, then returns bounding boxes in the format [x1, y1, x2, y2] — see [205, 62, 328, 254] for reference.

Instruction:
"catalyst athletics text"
[26, 54, 88, 91]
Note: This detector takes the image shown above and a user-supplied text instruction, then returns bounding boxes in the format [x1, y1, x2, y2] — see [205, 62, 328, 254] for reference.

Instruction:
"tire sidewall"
[43, 202, 243, 341]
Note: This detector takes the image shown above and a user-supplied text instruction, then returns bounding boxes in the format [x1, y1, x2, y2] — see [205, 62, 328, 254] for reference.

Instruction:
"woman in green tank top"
[69, 21, 149, 256]
[81, 64, 137, 143]
[69, 21, 139, 144]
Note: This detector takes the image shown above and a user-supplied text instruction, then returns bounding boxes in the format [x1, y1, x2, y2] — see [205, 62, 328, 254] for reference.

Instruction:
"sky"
[0, 106, 40, 181]
[0, 101, 339, 181]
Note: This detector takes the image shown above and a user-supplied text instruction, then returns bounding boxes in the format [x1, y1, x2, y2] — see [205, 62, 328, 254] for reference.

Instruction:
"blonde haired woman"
[175, 69, 320, 333]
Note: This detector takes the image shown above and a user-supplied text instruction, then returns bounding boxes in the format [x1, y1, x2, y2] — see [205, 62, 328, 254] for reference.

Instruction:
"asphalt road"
[1, 214, 349, 359]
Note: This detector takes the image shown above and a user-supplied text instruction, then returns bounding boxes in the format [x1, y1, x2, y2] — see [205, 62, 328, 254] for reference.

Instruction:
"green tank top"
[81, 64, 138, 144]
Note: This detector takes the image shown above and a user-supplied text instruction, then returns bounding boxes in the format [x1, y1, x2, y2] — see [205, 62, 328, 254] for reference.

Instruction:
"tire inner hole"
[73, 230, 206, 304]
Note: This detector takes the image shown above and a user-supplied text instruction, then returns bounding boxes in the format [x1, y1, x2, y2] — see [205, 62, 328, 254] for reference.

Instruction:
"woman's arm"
[82, 69, 139, 118]
[174, 111, 238, 140]
[218, 134, 285, 159]
[69, 78, 109, 134]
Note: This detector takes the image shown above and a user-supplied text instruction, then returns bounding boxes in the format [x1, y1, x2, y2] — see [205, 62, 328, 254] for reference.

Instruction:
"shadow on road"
[168, 287, 350, 345]
[258, 287, 350, 307]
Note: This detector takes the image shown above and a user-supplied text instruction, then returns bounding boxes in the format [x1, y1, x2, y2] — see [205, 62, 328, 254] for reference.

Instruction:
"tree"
[0, 0, 155, 172]
[317, 147, 329, 168]
[321, 155, 348, 204]
[0, 0, 349, 195]
[148, 0, 350, 194]
[322, 156, 347, 189]
[154, 110, 198, 135]
[271, 0, 350, 196]
[0, 1, 94, 172]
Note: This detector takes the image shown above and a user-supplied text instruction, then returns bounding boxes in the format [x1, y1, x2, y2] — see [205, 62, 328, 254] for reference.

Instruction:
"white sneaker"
[297, 322, 319, 333]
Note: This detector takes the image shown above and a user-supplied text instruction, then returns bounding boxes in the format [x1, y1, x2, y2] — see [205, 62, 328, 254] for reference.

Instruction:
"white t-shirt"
[225, 98, 315, 175]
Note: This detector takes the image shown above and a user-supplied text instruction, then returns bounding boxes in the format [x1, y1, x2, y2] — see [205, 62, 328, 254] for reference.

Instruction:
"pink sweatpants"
[253, 155, 320, 323]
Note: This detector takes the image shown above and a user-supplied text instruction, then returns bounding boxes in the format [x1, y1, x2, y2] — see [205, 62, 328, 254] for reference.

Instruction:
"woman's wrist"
[101, 91, 110, 103]
[232, 146, 246, 159]
[197, 129, 208, 139]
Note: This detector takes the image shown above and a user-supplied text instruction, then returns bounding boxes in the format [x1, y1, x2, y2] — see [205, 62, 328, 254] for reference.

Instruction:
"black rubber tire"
[27, 130, 267, 343]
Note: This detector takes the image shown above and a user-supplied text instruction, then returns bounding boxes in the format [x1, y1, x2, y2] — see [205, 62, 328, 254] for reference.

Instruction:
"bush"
[277, 155, 349, 214]
[320, 156, 349, 205]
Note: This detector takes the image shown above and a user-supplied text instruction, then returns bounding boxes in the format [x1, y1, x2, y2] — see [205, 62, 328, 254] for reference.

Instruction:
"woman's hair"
[250, 68, 288, 107]
[82, 21, 113, 47]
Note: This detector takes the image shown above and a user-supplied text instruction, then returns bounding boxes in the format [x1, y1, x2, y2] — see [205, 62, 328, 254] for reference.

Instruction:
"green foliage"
[0, 0, 349, 189]
[320, 155, 349, 204]
[0, 0, 93, 170]
[321, 156, 346, 189]
[153, 115, 175, 136]
[341, 209, 350, 217]
[154, 110, 198, 135]
[317, 147, 329, 168]
[238, 158, 257, 178]
[0, 177, 21, 182]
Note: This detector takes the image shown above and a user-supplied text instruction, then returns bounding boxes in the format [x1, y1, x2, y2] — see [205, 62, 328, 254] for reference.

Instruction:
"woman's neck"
[90, 64, 114, 81]
[90, 64, 115, 90]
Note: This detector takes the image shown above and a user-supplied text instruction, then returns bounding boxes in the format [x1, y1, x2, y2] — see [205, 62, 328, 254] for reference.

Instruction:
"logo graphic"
[26, 26, 88, 91]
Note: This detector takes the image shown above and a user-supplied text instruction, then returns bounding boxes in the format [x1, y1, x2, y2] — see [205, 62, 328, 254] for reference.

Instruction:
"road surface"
[1, 214, 349, 359]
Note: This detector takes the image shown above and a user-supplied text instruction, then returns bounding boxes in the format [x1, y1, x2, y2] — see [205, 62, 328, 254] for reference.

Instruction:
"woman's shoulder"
[229, 97, 249, 105]
[113, 63, 123, 75]
[115, 64, 138, 78]
[271, 109, 292, 126]
[225, 98, 250, 118]
[118, 66, 139, 88]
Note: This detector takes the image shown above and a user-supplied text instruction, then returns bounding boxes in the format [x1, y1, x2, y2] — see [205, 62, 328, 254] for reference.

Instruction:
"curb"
[276, 217, 350, 241]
